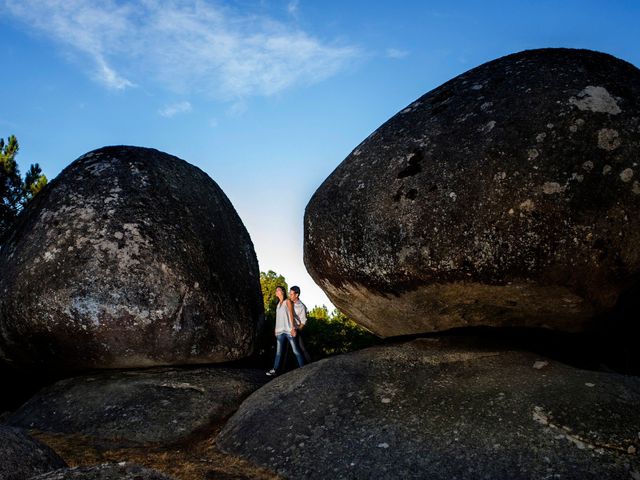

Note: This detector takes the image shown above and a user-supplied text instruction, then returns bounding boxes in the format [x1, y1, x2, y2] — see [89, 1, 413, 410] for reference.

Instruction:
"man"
[289, 285, 312, 363]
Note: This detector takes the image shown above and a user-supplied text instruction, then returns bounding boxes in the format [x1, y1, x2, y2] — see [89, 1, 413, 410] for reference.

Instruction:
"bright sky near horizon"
[1, 1, 639, 309]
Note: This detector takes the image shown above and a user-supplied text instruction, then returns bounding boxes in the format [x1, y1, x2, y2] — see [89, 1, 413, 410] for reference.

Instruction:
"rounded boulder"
[7, 367, 268, 447]
[0, 426, 67, 480]
[218, 339, 640, 480]
[0, 146, 263, 370]
[304, 48, 640, 337]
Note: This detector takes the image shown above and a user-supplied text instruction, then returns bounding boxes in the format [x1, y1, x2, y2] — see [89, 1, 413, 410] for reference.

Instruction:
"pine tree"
[0, 135, 48, 245]
[259, 270, 288, 324]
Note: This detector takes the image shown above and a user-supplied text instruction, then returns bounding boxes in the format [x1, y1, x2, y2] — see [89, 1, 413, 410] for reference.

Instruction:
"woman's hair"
[275, 285, 286, 294]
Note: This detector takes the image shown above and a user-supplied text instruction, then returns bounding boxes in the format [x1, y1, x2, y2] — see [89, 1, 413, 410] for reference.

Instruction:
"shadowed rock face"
[304, 48, 640, 337]
[0, 146, 263, 370]
[7, 367, 267, 447]
[0, 426, 67, 480]
[217, 339, 640, 480]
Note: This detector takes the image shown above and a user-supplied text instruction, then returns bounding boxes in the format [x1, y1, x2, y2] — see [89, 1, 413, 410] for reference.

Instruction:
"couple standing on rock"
[266, 285, 310, 376]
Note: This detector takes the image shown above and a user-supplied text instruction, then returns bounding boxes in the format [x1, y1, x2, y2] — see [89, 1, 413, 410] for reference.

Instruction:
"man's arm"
[286, 299, 297, 336]
[297, 302, 308, 329]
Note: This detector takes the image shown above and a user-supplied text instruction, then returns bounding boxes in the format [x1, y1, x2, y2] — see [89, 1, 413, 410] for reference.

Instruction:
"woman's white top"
[275, 300, 292, 335]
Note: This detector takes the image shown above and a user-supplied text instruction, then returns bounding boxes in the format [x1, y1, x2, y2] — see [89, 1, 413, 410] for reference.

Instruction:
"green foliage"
[24, 164, 48, 198]
[259, 270, 288, 324]
[303, 305, 380, 359]
[308, 305, 329, 321]
[1, 135, 21, 238]
[1, 135, 48, 244]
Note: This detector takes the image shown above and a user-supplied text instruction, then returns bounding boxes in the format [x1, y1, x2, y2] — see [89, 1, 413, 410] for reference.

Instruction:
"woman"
[266, 285, 305, 376]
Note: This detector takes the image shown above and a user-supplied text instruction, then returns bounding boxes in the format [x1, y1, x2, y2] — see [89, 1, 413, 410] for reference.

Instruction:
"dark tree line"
[0, 135, 47, 245]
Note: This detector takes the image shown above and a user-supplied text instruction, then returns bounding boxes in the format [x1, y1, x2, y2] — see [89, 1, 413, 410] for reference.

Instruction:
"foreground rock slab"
[7, 367, 267, 447]
[218, 339, 640, 480]
[0, 426, 67, 480]
[30, 463, 175, 480]
[304, 48, 640, 337]
[0, 145, 263, 370]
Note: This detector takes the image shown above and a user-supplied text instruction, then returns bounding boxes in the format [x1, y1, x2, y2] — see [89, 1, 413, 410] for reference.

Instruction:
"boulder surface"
[0, 425, 67, 480]
[304, 48, 640, 337]
[0, 146, 263, 370]
[7, 367, 267, 447]
[30, 463, 175, 480]
[218, 339, 640, 480]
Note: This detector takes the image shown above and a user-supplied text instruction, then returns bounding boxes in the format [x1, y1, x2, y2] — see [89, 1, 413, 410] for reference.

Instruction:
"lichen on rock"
[0, 146, 263, 370]
[304, 48, 640, 337]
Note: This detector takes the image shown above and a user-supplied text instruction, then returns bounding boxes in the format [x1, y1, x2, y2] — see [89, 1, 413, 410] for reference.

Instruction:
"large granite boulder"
[0, 426, 67, 480]
[0, 146, 263, 370]
[7, 367, 267, 447]
[304, 48, 640, 337]
[217, 339, 640, 480]
[30, 463, 175, 480]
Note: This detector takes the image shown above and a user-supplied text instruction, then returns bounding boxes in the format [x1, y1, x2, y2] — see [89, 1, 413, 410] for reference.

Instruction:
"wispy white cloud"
[3, 0, 136, 90]
[159, 101, 192, 118]
[3, 0, 359, 100]
[95, 55, 136, 90]
[386, 48, 409, 59]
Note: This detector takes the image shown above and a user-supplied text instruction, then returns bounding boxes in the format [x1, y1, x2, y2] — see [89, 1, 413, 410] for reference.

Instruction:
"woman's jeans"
[273, 333, 305, 370]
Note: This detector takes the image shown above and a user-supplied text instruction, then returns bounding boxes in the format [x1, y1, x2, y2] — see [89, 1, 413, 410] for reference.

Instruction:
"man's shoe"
[266, 369, 277, 377]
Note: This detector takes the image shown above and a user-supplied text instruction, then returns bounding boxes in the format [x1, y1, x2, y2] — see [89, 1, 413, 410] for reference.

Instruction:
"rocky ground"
[1, 365, 279, 479]
[31, 428, 279, 480]
[6, 367, 268, 447]
[218, 338, 640, 480]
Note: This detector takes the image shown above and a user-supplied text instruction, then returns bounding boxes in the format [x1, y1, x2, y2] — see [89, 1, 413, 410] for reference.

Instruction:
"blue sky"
[1, 0, 639, 309]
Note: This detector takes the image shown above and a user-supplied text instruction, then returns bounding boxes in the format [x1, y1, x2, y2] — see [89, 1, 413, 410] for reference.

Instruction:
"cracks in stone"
[158, 382, 205, 393]
[172, 288, 190, 333]
[532, 405, 636, 455]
